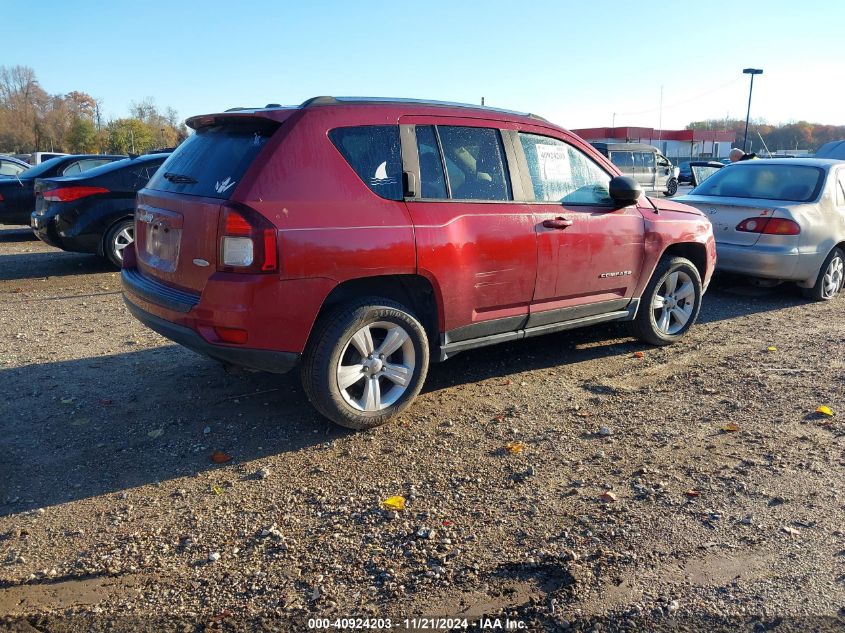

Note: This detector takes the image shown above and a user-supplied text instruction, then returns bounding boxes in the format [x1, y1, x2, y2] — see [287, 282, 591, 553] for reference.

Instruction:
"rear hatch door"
[135, 115, 284, 293]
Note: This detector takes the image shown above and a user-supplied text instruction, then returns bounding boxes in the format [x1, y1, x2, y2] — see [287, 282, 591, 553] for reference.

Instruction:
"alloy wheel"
[112, 225, 134, 261]
[652, 271, 695, 335]
[336, 321, 416, 412]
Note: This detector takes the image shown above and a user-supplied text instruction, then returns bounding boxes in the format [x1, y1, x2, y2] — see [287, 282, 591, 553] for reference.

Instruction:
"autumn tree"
[0, 66, 186, 154]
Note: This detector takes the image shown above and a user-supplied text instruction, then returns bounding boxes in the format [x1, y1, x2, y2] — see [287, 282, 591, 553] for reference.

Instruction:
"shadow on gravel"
[0, 252, 114, 281]
[423, 276, 812, 392]
[697, 273, 808, 324]
[0, 346, 344, 517]
[0, 273, 815, 516]
[0, 227, 38, 243]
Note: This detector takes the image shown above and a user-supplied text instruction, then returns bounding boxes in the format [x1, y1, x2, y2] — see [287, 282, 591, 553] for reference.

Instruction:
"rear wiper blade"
[163, 172, 197, 184]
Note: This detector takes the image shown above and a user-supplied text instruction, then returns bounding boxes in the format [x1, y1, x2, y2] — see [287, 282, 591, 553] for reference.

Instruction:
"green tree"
[67, 117, 97, 153]
[106, 118, 155, 154]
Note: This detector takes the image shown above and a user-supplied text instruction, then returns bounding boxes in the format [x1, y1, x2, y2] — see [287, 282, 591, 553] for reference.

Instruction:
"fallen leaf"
[767, 346, 777, 352]
[599, 491, 618, 503]
[60, 397, 74, 404]
[382, 496, 406, 511]
[684, 489, 701, 498]
[211, 485, 224, 495]
[442, 519, 453, 527]
[721, 422, 740, 432]
[633, 351, 645, 359]
[99, 399, 113, 406]
[782, 526, 799, 537]
[211, 451, 232, 463]
[505, 441, 525, 454]
[815, 405, 834, 417]
[147, 428, 164, 438]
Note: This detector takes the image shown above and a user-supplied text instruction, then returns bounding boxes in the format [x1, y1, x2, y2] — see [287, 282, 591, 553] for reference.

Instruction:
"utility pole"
[742, 68, 763, 152]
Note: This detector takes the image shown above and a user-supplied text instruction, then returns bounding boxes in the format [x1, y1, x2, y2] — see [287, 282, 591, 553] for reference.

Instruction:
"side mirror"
[609, 176, 642, 205]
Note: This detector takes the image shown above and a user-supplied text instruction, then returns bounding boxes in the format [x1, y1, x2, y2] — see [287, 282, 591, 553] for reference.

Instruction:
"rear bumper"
[31, 212, 100, 254]
[123, 294, 300, 374]
[715, 241, 816, 281]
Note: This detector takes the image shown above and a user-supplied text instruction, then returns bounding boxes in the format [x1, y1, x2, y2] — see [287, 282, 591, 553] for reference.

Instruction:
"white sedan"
[677, 158, 845, 300]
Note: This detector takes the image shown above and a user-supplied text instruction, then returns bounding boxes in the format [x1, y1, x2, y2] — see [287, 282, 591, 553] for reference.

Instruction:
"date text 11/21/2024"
[307, 617, 528, 630]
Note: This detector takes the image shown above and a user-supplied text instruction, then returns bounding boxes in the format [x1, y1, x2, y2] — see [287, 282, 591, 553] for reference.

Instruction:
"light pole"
[742, 68, 763, 152]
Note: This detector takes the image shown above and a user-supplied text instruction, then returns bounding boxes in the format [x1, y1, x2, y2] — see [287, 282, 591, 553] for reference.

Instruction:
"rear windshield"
[692, 164, 825, 202]
[146, 120, 279, 199]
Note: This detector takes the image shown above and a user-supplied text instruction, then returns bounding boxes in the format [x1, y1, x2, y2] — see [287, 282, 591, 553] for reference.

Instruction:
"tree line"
[686, 117, 845, 153]
[0, 66, 188, 155]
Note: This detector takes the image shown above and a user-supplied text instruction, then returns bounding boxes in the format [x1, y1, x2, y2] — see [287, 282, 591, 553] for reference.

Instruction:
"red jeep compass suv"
[122, 96, 716, 429]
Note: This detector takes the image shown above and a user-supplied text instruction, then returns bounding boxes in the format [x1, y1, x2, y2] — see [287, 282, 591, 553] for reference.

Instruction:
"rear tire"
[103, 218, 134, 268]
[301, 297, 429, 430]
[628, 256, 702, 346]
[802, 247, 844, 301]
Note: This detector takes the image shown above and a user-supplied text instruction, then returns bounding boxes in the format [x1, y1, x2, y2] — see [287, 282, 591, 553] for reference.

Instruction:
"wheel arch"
[314, 274, 442, 348]
[97, 213, 135, 257]
[658, 242, 708, 282]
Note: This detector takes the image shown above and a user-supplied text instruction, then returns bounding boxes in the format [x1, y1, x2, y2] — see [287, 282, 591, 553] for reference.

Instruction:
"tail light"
[736, 217, 800, 235]
[43, 186, 109, 202]
[217, 203, 278, 273]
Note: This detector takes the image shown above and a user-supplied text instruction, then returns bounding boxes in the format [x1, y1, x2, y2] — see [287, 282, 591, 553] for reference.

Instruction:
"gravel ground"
[1, 224, 844, 632]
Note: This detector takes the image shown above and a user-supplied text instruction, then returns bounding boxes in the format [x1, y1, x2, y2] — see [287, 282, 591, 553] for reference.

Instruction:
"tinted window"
[692, 164, 824, 202]
[610, 151, 633, 169]
[656, 155, 671, 168]
[329, 125, 402, 201]
[147, 120, 278, 199]
[415, 125, 447, 199]
[437, 126, 510, 201]
[519, 133, 612, 205]
[62, 159, 111, 176]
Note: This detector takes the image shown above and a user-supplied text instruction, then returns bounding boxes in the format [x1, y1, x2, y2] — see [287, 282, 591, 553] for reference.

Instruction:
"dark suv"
[122, 97, 716, 429]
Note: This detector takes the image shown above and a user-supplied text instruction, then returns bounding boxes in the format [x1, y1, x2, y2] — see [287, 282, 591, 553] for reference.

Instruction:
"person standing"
[729, 147, 757, 162]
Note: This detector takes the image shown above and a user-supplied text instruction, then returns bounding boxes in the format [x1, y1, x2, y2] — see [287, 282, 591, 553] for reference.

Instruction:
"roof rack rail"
[297, 96, 547, 121]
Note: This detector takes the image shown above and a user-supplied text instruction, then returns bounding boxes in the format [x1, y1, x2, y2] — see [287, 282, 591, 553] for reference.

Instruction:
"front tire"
[802, 247, 844, 301]
[665, 178, 679, 197]
[628, 256, 702, 346]
[103, 218, 134, 268]
[301, 298, 430, 429]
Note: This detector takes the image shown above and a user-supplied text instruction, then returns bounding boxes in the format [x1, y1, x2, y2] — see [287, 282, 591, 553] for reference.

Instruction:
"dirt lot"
[1, 225, 844, 632]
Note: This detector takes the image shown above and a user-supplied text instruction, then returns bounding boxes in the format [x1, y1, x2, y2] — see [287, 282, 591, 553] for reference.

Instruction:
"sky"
[5, 0, 844, 131]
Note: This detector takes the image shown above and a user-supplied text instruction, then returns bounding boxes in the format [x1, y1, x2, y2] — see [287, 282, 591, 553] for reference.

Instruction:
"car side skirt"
[438, 299, 639, 360]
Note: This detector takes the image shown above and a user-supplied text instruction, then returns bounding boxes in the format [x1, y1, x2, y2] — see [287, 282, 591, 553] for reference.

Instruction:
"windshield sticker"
[536, 144, 571, 181]
[215, 177, 236, 194]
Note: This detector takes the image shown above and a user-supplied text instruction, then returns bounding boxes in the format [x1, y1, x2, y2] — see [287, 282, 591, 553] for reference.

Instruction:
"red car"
[122, 97, 716, 429]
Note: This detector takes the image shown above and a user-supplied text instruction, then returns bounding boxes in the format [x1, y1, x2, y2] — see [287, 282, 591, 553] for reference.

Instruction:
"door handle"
[542, 217, 573, 229]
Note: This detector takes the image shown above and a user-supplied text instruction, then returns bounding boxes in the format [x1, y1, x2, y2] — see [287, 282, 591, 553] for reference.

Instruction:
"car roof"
[188, 95, 550, 129]
[728, 157, 844, 169]
[1, 155, 30, 167]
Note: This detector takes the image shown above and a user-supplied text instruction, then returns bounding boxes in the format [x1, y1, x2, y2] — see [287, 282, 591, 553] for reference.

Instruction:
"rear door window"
[62, 158, 114, 176]
[329, 125, 403, 201]
[519, 133, 612, 205]
[147, 120, 278, 199]
[436, 126, 511, 201]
